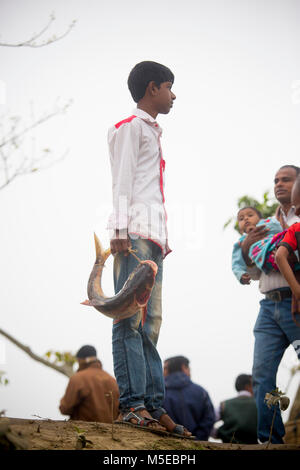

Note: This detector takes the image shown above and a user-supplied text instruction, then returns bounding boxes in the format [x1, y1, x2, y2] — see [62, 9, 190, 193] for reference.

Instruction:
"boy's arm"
[108, 122, 140, 254]
[275, 246, 300, 299]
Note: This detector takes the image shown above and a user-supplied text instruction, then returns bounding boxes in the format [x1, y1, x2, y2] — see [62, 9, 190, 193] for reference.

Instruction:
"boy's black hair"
[237, 206, 262, 219]
[128, 61, 174, 103]
[165, 356, 189, 374]
[235, 374, 252, 392]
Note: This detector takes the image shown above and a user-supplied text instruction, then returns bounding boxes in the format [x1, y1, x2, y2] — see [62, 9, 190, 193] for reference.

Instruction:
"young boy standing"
[106, 61, 192, 437]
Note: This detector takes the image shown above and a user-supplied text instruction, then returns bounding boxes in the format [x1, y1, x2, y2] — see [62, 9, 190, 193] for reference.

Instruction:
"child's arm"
[275, 246, 300, 299]
[232, 239, 251, 284]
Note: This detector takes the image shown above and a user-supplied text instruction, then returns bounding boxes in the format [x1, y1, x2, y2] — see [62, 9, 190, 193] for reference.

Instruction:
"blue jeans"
[112, 236, 165, 413]
[252, 295, 300, 443]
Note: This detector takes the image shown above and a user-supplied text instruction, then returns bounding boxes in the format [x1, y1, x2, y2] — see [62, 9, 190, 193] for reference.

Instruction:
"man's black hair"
[76, 345, 97, 359]
[165, 356, 189, 374]
[237, 206, 262, 219]
[279, 165, 300, 175]
[128, 61, 174, 103]
[235, 374, 252, 392]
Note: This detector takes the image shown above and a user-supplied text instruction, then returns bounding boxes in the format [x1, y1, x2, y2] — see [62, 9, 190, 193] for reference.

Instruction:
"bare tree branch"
[0, 12, 75, 190]
[0, 14, 77, 384]
[0, 13, 76, 48]
[0, 104, 69, 150]
[0, 328, 73, 378]
[0, 100, 72, 191]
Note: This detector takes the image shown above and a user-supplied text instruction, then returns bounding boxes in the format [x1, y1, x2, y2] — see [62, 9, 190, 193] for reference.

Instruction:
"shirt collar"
[238, 390, 252, 397]
[133, 108, 163, 134]
[280, 205, 299, 224]
[281, 205, 295, 216]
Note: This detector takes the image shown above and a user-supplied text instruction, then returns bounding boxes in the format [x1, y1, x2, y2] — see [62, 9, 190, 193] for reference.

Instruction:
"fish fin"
[82, 298, 106, 307]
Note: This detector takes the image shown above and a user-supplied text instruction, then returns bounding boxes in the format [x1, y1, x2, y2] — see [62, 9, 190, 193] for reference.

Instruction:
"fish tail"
[94, 232, 111, 264]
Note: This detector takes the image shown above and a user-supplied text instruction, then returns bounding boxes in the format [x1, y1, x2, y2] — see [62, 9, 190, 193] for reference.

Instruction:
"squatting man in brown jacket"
[59, 345, 119, 423]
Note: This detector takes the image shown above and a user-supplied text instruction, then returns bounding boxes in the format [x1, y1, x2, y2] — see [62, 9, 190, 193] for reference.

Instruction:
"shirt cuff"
[278, 241, 294, 254]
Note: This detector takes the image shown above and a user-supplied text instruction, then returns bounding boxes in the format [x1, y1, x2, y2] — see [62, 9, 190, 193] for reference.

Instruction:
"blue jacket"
[163, 372, 215, 440]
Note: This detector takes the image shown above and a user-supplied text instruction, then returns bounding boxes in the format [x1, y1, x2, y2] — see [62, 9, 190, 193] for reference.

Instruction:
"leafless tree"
[0, 12, 76, 48]
[0, 13, 76, 191]
[0, 100, 72, 191]
[0, 13, 76, 380]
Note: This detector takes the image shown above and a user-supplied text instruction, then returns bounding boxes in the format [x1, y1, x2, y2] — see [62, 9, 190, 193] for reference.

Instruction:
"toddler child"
[232, 206, 285, 284]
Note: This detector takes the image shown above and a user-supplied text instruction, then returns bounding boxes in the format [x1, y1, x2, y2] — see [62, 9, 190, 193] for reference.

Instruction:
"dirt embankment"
[1, 417, 300, 451]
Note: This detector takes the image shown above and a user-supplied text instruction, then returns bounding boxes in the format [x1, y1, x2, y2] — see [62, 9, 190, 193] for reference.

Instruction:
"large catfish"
[81, 234, 158, 320]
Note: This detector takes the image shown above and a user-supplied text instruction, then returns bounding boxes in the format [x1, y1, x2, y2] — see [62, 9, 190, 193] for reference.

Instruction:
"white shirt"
[247, 207, 300, 293]
[106, 108, 171, 257]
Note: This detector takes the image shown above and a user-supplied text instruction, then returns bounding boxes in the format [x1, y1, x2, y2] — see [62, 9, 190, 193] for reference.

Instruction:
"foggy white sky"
[0, 0, 300, 423]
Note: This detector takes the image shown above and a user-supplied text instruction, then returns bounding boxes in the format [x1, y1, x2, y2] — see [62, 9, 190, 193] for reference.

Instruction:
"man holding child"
[241, 165, 300, 444]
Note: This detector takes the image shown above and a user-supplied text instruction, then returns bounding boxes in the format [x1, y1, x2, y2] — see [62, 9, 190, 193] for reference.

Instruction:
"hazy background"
[0, 0, 299, 426]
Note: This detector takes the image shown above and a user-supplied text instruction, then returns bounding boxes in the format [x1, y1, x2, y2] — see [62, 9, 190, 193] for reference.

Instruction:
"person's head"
[274, 165, 300, 207]
[235, 374, 253, 395]
[164, 356, 190, 377]
[76, 345, 98, 366]
[237, 206, 262, 234]
[128, 61, 176, 115]
[163, 359, 170, 377]
[291, 174, 300, 216]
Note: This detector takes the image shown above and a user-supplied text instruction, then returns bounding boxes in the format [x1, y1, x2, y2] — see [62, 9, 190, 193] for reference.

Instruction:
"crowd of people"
[60, 61, 300, 444]
[59, 346, 259, 443]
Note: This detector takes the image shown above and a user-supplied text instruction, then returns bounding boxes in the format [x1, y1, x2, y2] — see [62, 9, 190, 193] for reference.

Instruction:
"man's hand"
[241, 225, 269, 266]
[240, 273, 251, 285]
[110, 229, 131, 256]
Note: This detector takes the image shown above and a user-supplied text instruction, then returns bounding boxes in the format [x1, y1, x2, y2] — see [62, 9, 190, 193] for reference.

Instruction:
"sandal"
[114, 407, 169, 436]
